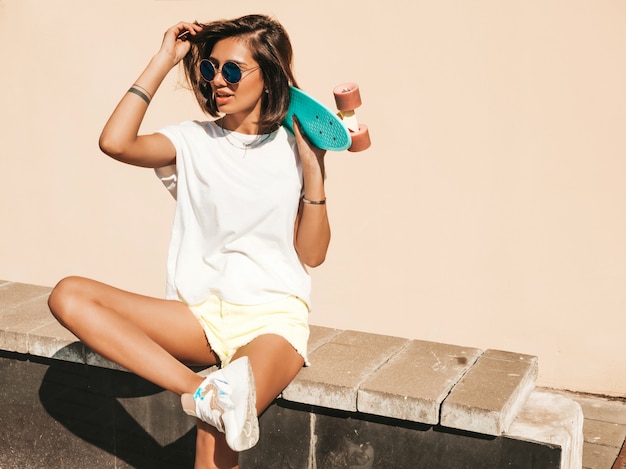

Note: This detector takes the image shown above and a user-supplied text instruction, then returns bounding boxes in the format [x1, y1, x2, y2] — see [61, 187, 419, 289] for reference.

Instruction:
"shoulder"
[158, 120, 219, 142]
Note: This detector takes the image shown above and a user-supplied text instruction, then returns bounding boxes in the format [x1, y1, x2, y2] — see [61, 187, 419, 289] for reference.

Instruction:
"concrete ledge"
[356, 340, 481, 424]
[506, 390, 584, 469]
[282, 329, 409, 412]
[440, 349, 539, 435]
[0, 351, 568, 469]
[0, 281, 127, 371]
[0, 280, 584, 468]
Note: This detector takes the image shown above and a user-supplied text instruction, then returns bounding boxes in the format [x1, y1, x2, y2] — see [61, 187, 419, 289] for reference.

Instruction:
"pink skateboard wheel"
[348, 124, 370, 152]
[333, 83, 362, 111]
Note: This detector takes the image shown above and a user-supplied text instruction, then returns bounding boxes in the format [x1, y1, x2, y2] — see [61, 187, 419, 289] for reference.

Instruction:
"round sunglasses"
[199, 59, 260, 85]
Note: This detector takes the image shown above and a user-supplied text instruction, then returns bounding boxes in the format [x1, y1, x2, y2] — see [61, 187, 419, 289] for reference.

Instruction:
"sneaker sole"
[229, 359, 259, 452]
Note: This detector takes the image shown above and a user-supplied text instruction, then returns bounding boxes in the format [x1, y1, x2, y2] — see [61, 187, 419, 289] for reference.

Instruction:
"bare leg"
[48, 276, 215, 395]
[233, 334, 305, 414]
[50, 279, 304, 469]
[192, 334, 305, 468]
[194, 422, 239, 469]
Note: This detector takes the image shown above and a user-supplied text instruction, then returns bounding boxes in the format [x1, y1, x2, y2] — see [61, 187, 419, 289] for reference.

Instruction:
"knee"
[48, 276, 88, 322]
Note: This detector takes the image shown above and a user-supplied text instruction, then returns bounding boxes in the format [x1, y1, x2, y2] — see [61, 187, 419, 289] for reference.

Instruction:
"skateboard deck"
[282, 86, 352, 151]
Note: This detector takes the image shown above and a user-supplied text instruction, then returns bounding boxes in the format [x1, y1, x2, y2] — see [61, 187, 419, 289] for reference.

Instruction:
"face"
[208, 37, 265, 124]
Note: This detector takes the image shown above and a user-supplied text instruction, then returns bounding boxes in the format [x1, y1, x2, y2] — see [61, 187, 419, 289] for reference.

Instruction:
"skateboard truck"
[333, 82, 371, 152]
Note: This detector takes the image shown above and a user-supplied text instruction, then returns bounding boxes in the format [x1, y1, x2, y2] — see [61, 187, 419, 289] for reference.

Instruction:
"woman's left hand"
[292, 116, 327, 178]
[291, 115, 330, 267]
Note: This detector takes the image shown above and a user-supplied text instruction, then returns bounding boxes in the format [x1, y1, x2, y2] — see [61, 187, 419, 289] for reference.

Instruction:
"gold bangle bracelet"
[302, 197, 326, 205]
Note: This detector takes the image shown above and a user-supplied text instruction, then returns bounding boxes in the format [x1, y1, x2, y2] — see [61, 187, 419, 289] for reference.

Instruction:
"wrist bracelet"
[127, 86, 151, 105]
[302, 197, 326, 205]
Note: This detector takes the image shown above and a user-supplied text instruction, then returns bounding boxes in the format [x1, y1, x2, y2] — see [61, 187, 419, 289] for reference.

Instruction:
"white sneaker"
[181, 356, 259, 452]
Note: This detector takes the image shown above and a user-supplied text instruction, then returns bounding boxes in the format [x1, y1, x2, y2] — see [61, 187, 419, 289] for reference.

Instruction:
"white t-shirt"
[156, 120, 311, 307]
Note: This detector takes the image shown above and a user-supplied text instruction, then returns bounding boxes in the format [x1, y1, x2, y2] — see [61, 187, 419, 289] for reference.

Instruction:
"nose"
[211, 69, 229, 87]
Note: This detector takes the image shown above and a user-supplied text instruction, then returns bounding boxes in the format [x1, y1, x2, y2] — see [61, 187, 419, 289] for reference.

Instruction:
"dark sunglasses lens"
[199, 60, 215, 81]
[222, 62, 242, 84]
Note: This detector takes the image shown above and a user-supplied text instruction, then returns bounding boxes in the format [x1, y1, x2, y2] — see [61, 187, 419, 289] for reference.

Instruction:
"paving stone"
[506, 390, 584, 469]
[574, 395, 626, 427]
[0, 282, 51, 310]
[0, 329, 31, 354]
[27, 320, 84, 363]
[307, 325, 342, 354]
[0, 296, 56, 353]
[358, 340, 482, 424]
[583, 442, 620, 469]
[282, 329, 408, 412]
[1, 294, 53, 330]
[614, 456, 626, 469]
[440, 349, 538, 435]
[0, 285, 120, 370]
[614, 442, 626, 469]
[584, 419, 626, 448]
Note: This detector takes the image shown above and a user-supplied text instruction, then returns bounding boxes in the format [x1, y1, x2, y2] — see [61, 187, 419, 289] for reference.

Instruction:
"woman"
[48, 14, 330, 469]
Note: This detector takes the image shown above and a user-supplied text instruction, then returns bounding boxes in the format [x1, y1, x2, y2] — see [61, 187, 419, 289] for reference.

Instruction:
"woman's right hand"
[99, 21, 203, 168]
[157, 22, 203, 66]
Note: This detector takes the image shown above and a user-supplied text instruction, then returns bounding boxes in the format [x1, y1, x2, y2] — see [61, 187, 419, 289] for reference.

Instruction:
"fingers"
[160, 22, 202, 63]
[291, 115, 311, 152]
[292, 115, 315, 151]
[292, 115, 326, 160]
[291, 115, 306, 141]
[170, 21, 203, 41]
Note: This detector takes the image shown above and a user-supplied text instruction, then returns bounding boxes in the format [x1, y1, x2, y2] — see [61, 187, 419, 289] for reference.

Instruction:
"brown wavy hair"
[183, 14, 299, 130]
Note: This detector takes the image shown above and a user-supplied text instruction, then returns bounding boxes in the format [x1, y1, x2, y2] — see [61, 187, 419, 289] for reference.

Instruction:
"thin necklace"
[219, 119, 272, 156]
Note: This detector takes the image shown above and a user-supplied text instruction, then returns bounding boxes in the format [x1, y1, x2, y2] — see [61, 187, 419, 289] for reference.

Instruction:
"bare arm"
[99, 22, 203, 168]
[292, 118, 331, 267]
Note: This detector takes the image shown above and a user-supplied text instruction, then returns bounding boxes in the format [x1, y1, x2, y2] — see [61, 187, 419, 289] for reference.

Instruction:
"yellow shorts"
[188, 295, 310, 367]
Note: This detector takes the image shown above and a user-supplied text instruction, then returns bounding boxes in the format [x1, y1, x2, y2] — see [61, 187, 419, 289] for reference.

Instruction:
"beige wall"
[1, 1, 625, 396]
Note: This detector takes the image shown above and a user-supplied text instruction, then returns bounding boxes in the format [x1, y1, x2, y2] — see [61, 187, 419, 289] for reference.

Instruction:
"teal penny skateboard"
[282, 84, 370, 152]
